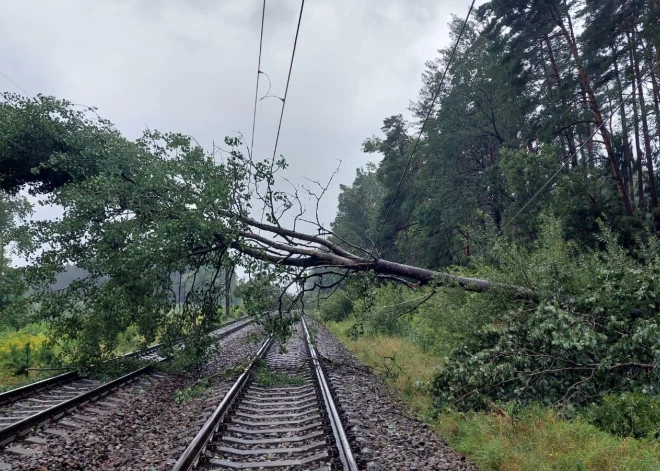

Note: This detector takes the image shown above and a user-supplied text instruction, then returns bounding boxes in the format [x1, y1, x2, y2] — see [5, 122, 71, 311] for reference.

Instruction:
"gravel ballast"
[0, 325, 264, 471]
[2, 320, 478, 470]
[309, 318, 479, 471]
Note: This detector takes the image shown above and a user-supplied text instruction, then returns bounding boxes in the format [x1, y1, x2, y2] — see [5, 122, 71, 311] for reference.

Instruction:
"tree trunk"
[613, 55, 635, 206]
[632, 28, 660, 231]
[225, 267, 232, 318]
[627, 32, 647, 212]
[651, 67, 660, 154]
[556, 15, 634, 216]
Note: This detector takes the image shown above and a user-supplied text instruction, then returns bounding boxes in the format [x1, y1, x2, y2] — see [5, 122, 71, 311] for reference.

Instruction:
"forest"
[1, 0, 660, 468]
[320, 0, 660, 466]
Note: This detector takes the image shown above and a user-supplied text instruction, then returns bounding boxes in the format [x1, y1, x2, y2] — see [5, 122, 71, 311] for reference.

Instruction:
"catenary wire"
[0, 70, 30, 96]
[372, 0, 476, 253]
[269, 0, 305, 164]
[249, 0, 267, 160]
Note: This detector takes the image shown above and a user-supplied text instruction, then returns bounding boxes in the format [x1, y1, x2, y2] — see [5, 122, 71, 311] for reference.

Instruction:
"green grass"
[438, 408, 660, 471]
[326, 318, 660, 471]
[254, 362, 306, 388]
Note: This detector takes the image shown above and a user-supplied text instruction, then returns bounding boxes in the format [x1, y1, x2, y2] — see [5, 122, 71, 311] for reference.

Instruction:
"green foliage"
[244, 331, 261, 345]
[339, 277, 503, 356]
[0, 323, 61, 380]
[114, 325, 144, 355]
[174, 379, 210, 404]
[0, 270, 31, 331]
[84, 357, 146, 381]
[254, 364, 306, 388]
[0, 341, 59, 376]
[433, 220, 660, 411]
[438, 405, 660, 471]
[584, 393, 660, 439]
[351, 283, 410, 336]
[1, 96, 282, 364]
[329, 318, 660, 470]
[318, 289, 353, 322]
[330, 163, 382, 253]
[0, 94, 117, 194]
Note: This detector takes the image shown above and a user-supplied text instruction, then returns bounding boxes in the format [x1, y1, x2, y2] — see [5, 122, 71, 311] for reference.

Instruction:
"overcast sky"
[1, 0, 482, 239]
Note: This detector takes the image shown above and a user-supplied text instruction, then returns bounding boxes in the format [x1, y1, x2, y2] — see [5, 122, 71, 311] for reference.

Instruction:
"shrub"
[432, 220, 660, 411]
[319, 290, 353, 322]
[0, 325, 58, 376]
[585, 393, 660, 439]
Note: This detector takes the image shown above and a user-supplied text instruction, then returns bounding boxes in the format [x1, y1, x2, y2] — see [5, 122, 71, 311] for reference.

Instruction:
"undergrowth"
[254, 361, 306, 388]
[174, 379, 211, 404]
[326, 318, 660, 471]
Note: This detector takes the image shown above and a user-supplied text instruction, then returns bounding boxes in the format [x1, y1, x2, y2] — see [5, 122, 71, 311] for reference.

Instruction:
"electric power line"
[0, 70, 30, 96]
[249, 0, 267, 160]
[372, 0, 476, 252]
[270, 0, 305, 164]
[257, 0, 305, 231]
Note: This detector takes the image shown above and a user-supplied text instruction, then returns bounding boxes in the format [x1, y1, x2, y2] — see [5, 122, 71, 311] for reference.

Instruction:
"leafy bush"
[319, 290, 353, 322]
[585, 393, 660, 439]
[114, 325, 144, 355]
[0, 324, 59, 376]
[432, 220, 660, 410]
[174, 379, 210, 404]
[342, 278, 504, 355]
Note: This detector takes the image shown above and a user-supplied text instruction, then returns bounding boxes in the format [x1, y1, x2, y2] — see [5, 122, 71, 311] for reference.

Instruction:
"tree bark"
[632, 27, 660, 231]
[628, 32, 647, 211]
[206, 217, 539, 301]
[556, 14, 634, 216]
[224, 267, 231, 318]
[543, 33, 578, 165]
[613, 53, 635, 206]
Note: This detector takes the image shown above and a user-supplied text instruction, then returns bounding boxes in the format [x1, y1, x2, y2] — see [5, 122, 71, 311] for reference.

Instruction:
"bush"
[432, 220, 660, 411]
[319, 290, 353, 322]
[585, 393, 660, 439]
[0, 325, 59, 376]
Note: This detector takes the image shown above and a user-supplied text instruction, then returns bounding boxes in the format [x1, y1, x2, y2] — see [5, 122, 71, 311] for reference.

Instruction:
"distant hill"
[48, 265, 239, 304]
[49, 265, 90, 291]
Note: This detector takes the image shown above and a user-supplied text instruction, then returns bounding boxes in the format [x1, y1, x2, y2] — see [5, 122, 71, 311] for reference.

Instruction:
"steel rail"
[0, 317, 252, 407]
[171, 335, 274, 471]
[302, 315, 359, 471]
[0, 371, 79, 407]
[122, 316, 252, 359]
[0, 317, 255, 446]
[0, 366, 150, 446]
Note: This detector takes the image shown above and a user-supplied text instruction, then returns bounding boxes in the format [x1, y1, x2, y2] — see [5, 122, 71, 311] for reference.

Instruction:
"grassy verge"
[326, 319, 660, 471]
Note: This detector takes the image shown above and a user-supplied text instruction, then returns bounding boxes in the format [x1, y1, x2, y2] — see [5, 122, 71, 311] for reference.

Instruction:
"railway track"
[173, 316, 358, 471]
[0, 317, 253, 447]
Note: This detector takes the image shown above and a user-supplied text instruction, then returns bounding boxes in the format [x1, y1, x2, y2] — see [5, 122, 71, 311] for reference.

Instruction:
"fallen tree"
[1, 96, 516, 362]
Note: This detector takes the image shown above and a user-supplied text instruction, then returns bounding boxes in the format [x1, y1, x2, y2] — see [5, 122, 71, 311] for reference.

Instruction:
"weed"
[245, 332, 261, 345]
[327, 318, 660, 471]
[254, 366, 306, 388]
[174, 379, 210, 404]
[584, 393, 660, 439]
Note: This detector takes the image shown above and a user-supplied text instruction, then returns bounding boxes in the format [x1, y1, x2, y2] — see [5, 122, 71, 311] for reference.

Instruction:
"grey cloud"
[1, 0, 483, 239]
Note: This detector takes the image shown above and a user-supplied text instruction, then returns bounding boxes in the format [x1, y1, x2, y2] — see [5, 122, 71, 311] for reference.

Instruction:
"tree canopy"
[1, 0, 660, 412]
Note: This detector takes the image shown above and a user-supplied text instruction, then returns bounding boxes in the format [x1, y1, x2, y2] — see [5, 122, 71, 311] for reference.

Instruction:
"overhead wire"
[372, 0, 476, 253]
[269, 0, 305, 164]
[249, 0, 267, 160]
[0, 70, 30, 96]
[257, 0, 306, 230]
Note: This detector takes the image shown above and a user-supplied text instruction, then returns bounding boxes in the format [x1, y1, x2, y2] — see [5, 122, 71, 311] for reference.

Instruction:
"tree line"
[332, 0, 660, 269]
[0, 1, 659, 411]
